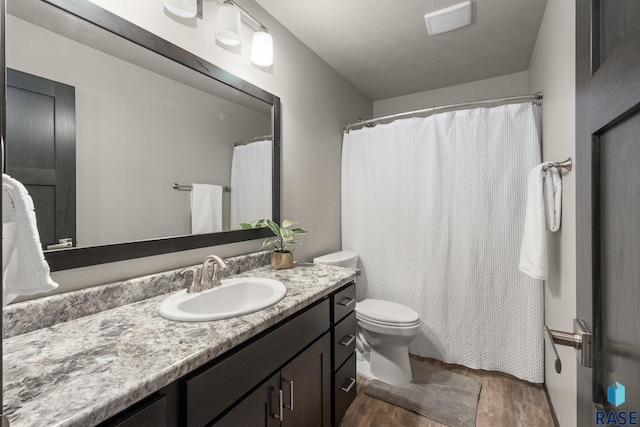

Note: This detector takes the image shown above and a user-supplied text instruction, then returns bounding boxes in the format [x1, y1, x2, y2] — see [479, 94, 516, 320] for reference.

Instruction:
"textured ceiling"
[255, 0, 548, 101]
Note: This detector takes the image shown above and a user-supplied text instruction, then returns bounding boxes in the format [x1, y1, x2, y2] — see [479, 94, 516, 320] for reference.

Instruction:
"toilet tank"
[313, 250, 359, 269]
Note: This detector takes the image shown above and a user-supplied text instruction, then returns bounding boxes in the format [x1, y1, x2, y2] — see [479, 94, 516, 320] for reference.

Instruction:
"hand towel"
[544, 166, 562, 232]
[519, 163, 548, 280]
[2, 174, 58, 306]
[190, 184, 223, 234]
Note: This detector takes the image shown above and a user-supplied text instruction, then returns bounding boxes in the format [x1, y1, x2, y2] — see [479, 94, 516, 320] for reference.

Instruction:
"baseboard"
[543, 383, 561, 427]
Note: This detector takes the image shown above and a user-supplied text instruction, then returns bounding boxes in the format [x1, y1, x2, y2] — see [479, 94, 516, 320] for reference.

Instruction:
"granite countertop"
[3, 262, 359, 427]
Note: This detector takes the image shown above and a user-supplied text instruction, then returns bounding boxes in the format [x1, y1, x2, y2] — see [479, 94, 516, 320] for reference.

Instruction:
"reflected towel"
[519, 163, 549, 280]
[190, 184, 223, 234]
[544, 166, 562, 232]
[2, 174, 58, 306]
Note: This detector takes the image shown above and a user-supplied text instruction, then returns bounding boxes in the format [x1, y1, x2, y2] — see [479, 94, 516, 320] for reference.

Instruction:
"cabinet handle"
[282, 379, 294, 411]
[271, 388, 284, 421]
[338, 297, 355, 307]
[340, 334, 356, 347]
[340, 377, 357, 393]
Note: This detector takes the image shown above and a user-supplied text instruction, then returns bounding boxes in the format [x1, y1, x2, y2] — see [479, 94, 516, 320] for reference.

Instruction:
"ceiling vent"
[424, 1, 472, 35]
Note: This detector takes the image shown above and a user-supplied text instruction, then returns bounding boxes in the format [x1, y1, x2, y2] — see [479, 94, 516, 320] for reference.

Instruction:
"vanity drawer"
[333, 282, 356, 323]
[334, 311, 357, 369]
[334, 353, 357, 426]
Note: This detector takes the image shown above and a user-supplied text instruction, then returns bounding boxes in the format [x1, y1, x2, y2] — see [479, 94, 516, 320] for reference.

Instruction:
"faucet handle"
[180, 266, 201, 293]
[202, 255, 228, 289]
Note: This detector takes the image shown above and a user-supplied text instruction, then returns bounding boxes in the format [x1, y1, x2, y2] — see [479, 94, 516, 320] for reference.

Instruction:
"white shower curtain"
[341, 103, 544, 383]
[230, 139, 272, 227]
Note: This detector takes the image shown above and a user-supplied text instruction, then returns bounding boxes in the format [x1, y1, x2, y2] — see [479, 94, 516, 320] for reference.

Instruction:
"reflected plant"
[237, 219, 307, 253]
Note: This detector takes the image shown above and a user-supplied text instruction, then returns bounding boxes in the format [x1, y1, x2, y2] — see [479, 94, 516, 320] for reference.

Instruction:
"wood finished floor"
[340, 355, 555, 427]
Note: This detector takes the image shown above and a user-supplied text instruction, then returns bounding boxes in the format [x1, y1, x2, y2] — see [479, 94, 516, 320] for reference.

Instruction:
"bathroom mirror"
[3, 0, 281, 270]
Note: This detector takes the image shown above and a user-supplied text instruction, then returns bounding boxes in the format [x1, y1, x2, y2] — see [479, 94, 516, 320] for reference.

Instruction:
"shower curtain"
[341, 103, 543, 383]
[230, 139, 272, 227]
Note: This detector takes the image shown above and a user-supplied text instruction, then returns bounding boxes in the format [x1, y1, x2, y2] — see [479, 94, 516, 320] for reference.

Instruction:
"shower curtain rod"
[232, 134, 273, 146]
[342, 92, 543, 132]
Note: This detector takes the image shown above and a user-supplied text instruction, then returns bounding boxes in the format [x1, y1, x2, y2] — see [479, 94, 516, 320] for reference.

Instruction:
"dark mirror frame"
[3, 0, 281, 271]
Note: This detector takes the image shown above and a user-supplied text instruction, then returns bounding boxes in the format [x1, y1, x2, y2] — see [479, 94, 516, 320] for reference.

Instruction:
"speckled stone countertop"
[3, 262, 359, 427]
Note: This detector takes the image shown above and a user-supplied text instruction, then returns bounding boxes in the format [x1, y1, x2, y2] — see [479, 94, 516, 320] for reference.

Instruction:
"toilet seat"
[357, 313, 421, 328]
[356, 299, 420, 326]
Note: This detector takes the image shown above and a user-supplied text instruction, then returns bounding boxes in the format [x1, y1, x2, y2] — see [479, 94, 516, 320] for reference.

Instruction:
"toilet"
[313, 251, 421, 387]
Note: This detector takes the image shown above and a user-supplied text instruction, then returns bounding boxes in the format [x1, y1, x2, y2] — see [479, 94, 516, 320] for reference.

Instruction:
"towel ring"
[544, 157, 572, 173]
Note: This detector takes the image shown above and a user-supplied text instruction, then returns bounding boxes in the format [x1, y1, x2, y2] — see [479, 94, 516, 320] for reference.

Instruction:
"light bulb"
[251, 30, 273, 66]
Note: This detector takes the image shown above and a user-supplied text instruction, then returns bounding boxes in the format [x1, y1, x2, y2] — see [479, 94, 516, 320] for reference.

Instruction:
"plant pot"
[271, 251, 294, 269]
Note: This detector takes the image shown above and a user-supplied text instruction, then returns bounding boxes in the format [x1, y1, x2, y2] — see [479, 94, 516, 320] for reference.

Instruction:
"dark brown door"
[576, 1, 640, 425]
[6, 68, 76, 249]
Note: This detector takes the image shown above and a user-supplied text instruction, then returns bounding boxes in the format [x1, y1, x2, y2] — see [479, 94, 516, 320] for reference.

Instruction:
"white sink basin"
[159, 277, 287, 322]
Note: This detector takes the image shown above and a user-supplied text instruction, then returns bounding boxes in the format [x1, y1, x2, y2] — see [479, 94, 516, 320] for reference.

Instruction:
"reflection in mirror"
[4, 0, 280, 270]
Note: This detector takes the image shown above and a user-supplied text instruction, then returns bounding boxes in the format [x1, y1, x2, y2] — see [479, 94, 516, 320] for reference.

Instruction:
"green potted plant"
[238, 219, 307, 269]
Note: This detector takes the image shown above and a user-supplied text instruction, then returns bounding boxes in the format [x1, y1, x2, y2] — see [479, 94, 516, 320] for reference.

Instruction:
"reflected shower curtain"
[341, 103, 544, 382]
[230, 139, 272, 227]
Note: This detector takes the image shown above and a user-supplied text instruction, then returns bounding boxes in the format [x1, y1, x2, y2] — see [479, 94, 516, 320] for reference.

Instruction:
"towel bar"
[173, 183, 231, 192]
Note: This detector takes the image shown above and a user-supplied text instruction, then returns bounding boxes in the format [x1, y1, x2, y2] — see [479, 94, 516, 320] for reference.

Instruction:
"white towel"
[544, 166, 562, 232]
[190, 184, 223, 234]
[2, 174, 58, 306]
[519, 163, 549, 280]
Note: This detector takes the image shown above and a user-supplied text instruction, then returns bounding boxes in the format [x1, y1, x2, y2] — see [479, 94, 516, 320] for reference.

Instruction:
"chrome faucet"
[200, 255, 228, 290]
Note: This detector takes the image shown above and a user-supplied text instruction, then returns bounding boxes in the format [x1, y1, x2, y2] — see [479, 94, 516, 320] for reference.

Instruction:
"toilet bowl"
[313, 251, 421, 387]
[356, 298, 420, 387]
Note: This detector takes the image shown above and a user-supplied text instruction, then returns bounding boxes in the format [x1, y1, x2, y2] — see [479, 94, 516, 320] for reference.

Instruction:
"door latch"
[544, 319, 592, 373]
[46, 237, 73, 250]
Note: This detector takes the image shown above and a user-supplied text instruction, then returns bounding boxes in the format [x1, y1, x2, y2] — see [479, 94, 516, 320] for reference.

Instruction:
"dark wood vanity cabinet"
[331, 283, 358, 426]
[214, 334, 331, 427]
[186, 299, 331, 427]
[101, 283, 358, 427]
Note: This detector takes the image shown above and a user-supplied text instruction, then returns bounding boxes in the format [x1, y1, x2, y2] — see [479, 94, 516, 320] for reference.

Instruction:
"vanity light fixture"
[165, 0, 273, 66]
[216, 0, 273, 66]
[164, 0, 198, 18]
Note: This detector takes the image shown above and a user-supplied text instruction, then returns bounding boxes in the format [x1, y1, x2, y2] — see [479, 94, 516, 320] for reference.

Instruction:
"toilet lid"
[356, 299, 420, 325]
[356, 313, 421, 328]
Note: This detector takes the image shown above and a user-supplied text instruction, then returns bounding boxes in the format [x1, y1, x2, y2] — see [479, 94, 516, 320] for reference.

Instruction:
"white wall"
[373, 71, 528, 117]
[39, 0, 371, 294]
[528, 0, 577, 425]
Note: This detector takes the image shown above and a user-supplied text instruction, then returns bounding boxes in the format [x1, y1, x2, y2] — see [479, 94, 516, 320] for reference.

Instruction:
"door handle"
[47, 237, 73, 250]
[544, 319, 592, 373]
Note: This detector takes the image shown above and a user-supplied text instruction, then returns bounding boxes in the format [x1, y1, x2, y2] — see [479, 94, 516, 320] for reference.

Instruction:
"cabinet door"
[280, 333, 331, 427]
[214, 372, 281, 427]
